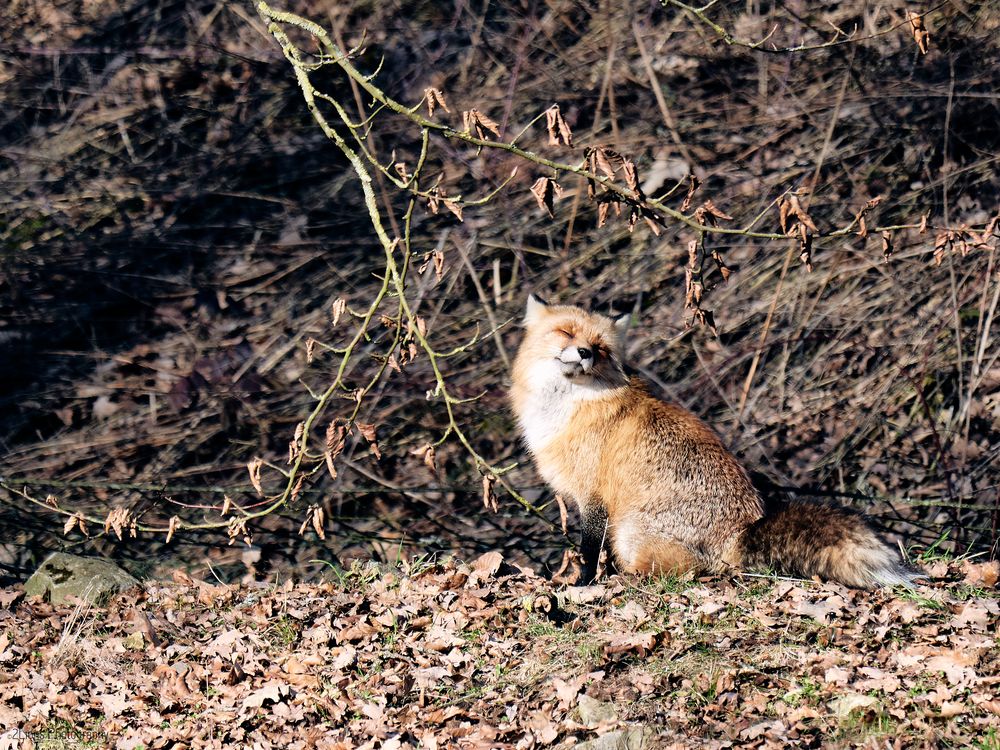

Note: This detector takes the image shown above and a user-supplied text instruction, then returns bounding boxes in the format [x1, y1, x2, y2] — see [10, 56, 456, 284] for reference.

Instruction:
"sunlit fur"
[510, 297, 918, 589]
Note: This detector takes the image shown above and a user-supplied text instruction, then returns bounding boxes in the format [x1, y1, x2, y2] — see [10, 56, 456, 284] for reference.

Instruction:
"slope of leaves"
[2, 558, 999, 748]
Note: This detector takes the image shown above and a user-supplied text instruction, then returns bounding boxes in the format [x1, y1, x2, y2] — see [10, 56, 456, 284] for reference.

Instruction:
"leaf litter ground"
[2, 557, 999, 749]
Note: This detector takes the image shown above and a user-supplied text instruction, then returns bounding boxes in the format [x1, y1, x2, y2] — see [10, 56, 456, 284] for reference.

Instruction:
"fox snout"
[559, 345, 594, 376]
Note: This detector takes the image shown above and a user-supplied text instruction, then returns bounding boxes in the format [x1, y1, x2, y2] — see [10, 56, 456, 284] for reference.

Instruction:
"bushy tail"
[738, 499, 919, 589]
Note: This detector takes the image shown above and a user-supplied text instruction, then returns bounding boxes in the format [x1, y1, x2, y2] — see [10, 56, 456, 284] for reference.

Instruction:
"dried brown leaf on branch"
[356, 422, 381, 460]
[324, 421, 347, 479]
[414, 443, 437, 474]
[798, 223, 814, 272]
[247, 457, 264, 496]
[596, 197, 612, 228]
[530, 176, 562, 218]
[482, 472, 498, 512]
[684, 239, 702, 309]
[462, 109, 501, 140]
[694, 199, 733, 227]
[298, 505, 326, 540]
[680, 174, 700, 212]
[908, 12, 931, 54]
[63, 513, 86, 536]
[104, 507, 132, 540]
[166, 515, 180, 543]
[622, 160, 639, 193]
[544, 105, 573, 147]
[882, 231, 894, 264]
[587, 146, 624, 182]
[424, 87, 450, 117]
[778, 194, 817, 234]
[855, 196, 882, 238]
[711, 249, 731, 282]
[288, 421, 305, 464]
[642, 213, 662, 236]
[331, 298, 347, 326]
[426, 186, 441, 215]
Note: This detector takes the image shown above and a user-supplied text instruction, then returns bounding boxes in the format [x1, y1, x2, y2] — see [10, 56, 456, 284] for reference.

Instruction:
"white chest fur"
[515, 360, 612, 456]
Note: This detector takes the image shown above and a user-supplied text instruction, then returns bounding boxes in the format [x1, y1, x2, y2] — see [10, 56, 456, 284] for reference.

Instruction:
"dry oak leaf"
[241, 681, 291, 710]
[603, 631, 662, 658]
[470, 550, 504, 583]
[961, 559, 999, 588]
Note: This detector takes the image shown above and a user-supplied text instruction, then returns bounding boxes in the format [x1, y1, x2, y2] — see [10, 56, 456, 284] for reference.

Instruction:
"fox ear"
[613, 312, 631, 337]
[525, 293, 548, 324]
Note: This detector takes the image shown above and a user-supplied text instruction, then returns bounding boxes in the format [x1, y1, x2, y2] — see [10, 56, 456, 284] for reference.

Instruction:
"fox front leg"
[579, 502, 609, 584]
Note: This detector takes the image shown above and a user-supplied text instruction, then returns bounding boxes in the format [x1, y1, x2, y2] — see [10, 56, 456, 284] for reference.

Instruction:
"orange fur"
[510, 296, 918, 589]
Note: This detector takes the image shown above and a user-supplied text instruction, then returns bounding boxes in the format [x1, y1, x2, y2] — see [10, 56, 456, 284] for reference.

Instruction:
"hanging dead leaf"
[104, 507, 132, 541]
[426, 187, 441, 214]
[482, 472, 498, 512]
[166, 515, 180, 544]
[597, 201, 611, 229]
[591, 147, 623, 181]
[711, 249, 731, 282]
[622, 160, 639, 192]
[288, 421, 305, 464]
[778, 194, 817, 234]
[881, 231, 894, 263]
[544, 105, 573, 147]
[530, 177, 562, 218]
[424, 87, 450, 117]
[356, 422, 381, 460]
[432, 249, 445, 281]
[299, 505, 326, 540]
[331, 298, 347, 326]
[414, 443, 437, 474]
[247, 457, 264, 496]
[680, 174, 701, 212]
[694, 199, 733, 226]
[799, 224, 814, 271]
[908, 12, 930, 54]
[463, 108, 501, 140]
[443, 199, 463, 222]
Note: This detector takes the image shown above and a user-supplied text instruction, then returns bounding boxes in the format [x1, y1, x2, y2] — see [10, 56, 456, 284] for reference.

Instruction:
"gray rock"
[577, 694, 619, 726]
[24, 552, 141, 606]
[573, 727, 653, 750]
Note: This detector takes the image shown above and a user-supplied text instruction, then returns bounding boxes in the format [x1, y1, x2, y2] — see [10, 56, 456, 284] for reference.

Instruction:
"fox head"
[513, 294, 630, 391]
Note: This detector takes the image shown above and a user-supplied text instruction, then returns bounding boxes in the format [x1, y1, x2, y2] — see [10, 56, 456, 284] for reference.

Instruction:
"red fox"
[510, 295, 918, 589]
